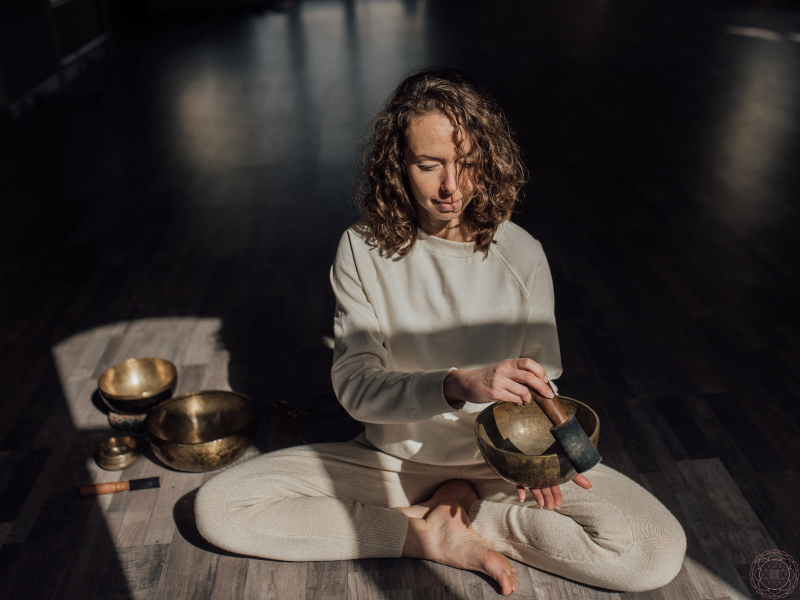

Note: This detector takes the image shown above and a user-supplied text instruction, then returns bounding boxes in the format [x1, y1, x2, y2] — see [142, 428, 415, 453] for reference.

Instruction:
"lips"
[434, 198, 461, 212]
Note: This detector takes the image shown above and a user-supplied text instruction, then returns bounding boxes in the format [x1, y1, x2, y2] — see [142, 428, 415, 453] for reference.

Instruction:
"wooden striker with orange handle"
[79, 477, 161, 496]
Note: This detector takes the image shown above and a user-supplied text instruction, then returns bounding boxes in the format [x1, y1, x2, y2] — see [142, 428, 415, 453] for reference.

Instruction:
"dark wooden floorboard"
[3, 0, 800, 598]
[305, 561, 350, 600]
[96, 544, 171, 600]
[244, 559, 308, 600]
[154, 528, 220, 600]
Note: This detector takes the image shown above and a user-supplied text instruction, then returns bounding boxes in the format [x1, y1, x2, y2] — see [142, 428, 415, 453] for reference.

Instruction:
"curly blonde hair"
[358, 69, 527, 256]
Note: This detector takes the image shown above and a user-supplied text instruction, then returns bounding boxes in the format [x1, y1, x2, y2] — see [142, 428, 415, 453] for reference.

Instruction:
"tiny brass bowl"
[98, 357, 178, 414]
[95, 436, 140, 471]
[475, 396, 600, 489]
[144, 390, 257, 472]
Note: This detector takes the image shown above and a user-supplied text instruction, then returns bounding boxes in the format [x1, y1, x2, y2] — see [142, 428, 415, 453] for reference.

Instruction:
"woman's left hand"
[516, 473, 592, 510]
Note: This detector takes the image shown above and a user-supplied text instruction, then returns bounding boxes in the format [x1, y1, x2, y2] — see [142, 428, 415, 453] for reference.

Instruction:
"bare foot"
[420, 479, 479, 513]
[403, 501, 517, 596]
[396, 479, 480, 520]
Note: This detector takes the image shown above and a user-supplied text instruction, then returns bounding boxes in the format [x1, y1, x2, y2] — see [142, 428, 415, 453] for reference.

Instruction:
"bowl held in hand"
[475, 397, 600, 489]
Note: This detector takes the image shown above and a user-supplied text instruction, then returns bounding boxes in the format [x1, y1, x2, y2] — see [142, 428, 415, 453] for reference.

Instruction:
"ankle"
[402, 516, 427, 558]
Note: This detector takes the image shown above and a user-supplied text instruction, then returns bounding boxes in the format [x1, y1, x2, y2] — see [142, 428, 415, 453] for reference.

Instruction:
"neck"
[418, 216, 473, 243]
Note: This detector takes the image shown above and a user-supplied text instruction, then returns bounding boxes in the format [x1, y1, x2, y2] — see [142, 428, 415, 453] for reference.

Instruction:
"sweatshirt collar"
[416, 222, 506, 258]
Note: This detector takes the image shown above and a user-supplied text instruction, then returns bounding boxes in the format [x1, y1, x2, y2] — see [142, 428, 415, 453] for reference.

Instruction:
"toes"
[484, 552, 517, 595]
[499, 569, 517, 595]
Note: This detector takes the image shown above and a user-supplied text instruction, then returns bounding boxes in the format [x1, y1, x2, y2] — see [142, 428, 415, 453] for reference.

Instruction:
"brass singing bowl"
[144, 390, 257, 472]
[95, 436, 139, 471]
[475, 396, 600, 489]
[98, 357, 178, 414]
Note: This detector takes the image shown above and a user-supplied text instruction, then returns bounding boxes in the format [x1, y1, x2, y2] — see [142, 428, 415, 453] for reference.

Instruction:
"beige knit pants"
[195, 436, 686, 592]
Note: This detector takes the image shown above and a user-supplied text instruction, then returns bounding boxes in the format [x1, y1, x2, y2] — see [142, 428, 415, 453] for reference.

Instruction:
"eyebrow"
[413, 151, 475, 161]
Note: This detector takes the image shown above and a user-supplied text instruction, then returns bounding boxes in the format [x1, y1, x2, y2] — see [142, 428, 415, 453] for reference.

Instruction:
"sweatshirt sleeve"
[329, 231, 455, 424]
[520, 250, 563, 388]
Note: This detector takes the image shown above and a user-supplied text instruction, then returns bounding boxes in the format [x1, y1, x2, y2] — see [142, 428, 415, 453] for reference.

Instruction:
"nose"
[440, 164, 458, 195]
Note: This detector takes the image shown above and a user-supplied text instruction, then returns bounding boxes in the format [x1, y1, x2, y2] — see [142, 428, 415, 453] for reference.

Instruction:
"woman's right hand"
[443, 358, 554, 407]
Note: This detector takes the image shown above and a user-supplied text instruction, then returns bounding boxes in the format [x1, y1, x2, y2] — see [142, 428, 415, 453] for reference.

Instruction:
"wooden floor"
[2, 0, 800, 598]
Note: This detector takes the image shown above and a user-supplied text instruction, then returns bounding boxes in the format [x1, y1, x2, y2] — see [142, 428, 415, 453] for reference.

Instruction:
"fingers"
[503, 380, 533, 405]
[509, 359, 554, 400]
[515, 358, 548, 381]
[468, 360, 554, 405]
[519, 485, 563, 510]
[513, 376, 552, 401]
[517, 485, 563, 511]
[551, 485, 563, 508]
[528, 381, 555, 401]
[531, 488, 545, 509]
[572, 473, 592, 489]
[541, 488, 553, 510]
[517, 485, 526, 502]
[496, 388, 529, 406]
[461, 367, 529, 405]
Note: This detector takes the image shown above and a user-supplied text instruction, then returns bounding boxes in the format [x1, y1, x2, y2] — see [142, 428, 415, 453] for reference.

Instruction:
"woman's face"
[403, 112, 474, 239]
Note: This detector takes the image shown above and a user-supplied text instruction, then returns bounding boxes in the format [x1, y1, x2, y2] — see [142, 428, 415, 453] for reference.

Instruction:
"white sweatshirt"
[330, 219, 562, 465]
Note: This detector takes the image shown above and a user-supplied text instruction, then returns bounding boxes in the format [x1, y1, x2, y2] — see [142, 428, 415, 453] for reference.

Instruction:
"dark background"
[1, 0, 800, 598]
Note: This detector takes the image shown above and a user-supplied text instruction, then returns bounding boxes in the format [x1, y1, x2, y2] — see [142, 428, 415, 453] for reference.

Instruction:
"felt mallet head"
[549, 415, 602, 473]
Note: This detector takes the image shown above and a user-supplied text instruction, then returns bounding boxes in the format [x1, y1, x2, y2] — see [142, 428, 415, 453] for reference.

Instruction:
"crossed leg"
[195, 440, 685, 595]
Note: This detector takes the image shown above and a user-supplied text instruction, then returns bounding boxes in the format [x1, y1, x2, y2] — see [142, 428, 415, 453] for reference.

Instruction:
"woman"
[196, 69, 686, 595]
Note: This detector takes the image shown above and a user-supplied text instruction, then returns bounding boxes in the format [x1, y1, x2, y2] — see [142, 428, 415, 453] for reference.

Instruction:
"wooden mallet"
[79, 477, 162, 496]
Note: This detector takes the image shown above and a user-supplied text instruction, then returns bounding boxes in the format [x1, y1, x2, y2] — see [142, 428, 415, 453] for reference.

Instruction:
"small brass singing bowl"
[144, 390, 257, 472]
[98, 357, 178, 414]
[95, 436, 140, 470]
[475, 396, 600, 489]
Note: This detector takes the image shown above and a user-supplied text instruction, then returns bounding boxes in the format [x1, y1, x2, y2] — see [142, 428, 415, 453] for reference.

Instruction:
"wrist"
[444, 369, 466, 409]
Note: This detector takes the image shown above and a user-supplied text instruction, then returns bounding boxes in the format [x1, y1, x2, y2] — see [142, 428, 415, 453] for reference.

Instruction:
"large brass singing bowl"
[144, 390, 257, 472]
[475, 397, 600, 489]
[98, 357, 178, 414]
